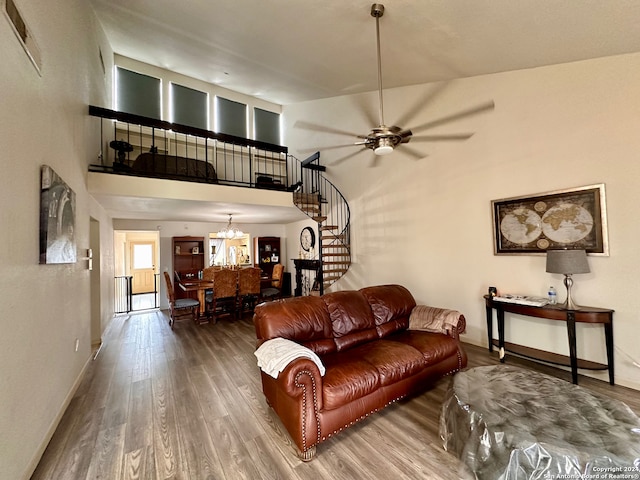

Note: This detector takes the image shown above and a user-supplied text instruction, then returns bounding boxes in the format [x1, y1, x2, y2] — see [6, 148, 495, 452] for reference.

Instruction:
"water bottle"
[548, 286, 557, 304]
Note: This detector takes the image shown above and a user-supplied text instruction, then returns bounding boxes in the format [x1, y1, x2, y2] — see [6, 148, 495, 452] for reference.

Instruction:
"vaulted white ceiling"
[88, 0, 640, 222]
[90, 0, 640, 105]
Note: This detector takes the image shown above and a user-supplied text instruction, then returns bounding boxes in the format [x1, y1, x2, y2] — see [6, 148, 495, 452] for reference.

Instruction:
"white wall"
[284, 53, 640, 390]
[0, 0, 114, 478]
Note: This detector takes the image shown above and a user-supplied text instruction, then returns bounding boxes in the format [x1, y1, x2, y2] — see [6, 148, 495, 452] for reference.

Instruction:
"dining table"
[178, 279, 214, 318]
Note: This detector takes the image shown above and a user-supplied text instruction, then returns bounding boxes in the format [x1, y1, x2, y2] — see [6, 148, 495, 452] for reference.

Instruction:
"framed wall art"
[491, 184, 608, 256]
[39, 165, 77, 264]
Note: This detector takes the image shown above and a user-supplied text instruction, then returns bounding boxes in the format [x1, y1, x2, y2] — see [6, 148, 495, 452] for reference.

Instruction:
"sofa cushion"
[360, 285, 416, 337]
[389, 330, 460, 364]
[321, 351, 381, 410]
[133, 152, 218, 183]
[352, 340, 427, 386]
[253, 297, 337, 355]
[323, 291, 377, 351]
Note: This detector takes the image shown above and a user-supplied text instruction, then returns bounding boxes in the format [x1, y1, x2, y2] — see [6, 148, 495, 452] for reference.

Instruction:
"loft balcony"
[87, 106, 314, 222]
[88, 106, 298, 191]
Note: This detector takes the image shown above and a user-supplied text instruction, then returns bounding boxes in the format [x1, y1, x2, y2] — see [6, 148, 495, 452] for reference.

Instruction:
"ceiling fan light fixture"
[374, 137, 394, 155]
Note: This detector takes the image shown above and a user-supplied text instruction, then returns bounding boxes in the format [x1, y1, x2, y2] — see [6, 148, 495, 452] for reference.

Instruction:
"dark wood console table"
[484, 295, 614, 385]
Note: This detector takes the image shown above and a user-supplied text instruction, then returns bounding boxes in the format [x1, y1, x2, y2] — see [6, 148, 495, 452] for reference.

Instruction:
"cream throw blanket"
[409, 305, 461, 335]
[254, 337, 326, 379]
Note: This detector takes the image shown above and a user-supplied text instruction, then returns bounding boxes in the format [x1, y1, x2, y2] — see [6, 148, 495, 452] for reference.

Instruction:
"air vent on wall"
[4, 0, 42, 74]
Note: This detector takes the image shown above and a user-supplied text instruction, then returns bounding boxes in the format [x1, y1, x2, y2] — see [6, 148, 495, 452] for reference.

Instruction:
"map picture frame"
[491, 184, 608, 256]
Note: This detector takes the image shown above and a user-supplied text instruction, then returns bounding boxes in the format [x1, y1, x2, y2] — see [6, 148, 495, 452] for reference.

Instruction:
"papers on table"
[493, 294, 549, 307]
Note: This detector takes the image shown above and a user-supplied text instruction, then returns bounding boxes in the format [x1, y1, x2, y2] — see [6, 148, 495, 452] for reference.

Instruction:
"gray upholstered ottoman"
[440, 365, 640, 480]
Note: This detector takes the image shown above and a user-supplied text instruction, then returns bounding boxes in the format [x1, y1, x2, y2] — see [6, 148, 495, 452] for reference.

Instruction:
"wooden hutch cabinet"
[172, 236, 205, 297]
[254, 236, 280, 278]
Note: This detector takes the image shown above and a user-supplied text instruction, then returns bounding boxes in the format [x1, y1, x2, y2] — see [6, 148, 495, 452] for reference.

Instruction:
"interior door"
[131, 241, 156, 294]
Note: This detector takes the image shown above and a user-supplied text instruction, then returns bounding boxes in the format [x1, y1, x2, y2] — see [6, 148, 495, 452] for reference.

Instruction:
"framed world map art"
[491, 184, 608, 256]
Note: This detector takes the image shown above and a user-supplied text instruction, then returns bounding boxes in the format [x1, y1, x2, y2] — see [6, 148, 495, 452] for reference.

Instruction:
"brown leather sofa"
[253, 284, 467, 460]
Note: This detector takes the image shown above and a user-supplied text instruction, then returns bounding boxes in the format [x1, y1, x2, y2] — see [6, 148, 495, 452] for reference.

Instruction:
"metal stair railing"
[288, 152, 351, 294]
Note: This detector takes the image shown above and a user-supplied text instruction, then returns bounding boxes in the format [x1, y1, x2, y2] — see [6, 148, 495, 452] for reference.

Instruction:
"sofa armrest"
[409, 305, 466, 340]
[450, 314, 466, 340]
[260, 358, 323, 456]
[276, 358, 324, 411]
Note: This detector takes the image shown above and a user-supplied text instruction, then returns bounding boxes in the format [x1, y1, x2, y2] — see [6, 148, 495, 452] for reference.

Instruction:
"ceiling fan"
[296, 4, 494, 163]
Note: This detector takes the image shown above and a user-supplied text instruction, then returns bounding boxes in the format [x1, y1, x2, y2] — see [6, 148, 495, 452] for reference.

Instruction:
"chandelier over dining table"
[217, 214, 244, 239]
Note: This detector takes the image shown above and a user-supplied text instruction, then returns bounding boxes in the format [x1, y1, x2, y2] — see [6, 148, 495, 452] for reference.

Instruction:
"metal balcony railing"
[89, 106, 291, 190]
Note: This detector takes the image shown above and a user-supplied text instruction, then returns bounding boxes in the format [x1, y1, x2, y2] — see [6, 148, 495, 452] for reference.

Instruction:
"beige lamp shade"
[546, 249, 590, 275]
[545, 249, 590, 310]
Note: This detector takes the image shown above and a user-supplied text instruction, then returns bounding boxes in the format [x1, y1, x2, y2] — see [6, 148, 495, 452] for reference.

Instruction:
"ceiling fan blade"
[328, 147, 368, 166]
[397, 129, 412, 143]
[294, 120, 364, 139]
[392, 82, 449, 129]
[351, 95, 378, 127]
[399, 144, 427, 160]
[297, 143, 362, 154]
[410, 100, 495, 133]
[369, 152, 381, 168]
[411, 133, 474, 142]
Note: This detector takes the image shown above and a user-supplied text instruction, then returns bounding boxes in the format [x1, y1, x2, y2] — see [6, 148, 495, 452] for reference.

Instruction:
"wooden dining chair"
[202, 266, 216, 281]
[236, 267, 261, 318]
[205, 268, 237, 322]
[163, 271, 199, 329]
[260, 263, 284, 301]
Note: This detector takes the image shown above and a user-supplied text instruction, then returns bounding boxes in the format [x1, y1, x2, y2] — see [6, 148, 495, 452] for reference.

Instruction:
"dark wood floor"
[31, 309, 640, 480]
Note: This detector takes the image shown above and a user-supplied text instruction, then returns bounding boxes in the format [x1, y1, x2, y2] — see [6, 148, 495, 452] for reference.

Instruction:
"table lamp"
[545, 249, 590, 310]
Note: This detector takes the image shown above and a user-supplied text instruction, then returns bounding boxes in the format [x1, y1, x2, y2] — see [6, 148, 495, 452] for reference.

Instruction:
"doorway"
[131, 241, 156, 294]
[114, 230, 160, 313]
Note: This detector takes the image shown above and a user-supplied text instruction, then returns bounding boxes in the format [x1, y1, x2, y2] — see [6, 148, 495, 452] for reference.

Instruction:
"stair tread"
[292, 166, 351, 284]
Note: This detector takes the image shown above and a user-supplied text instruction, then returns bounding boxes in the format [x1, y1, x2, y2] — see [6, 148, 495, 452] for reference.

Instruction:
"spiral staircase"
[291, 152, 351, 293]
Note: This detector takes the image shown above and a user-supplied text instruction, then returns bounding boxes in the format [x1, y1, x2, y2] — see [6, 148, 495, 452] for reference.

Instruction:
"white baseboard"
[22, 353, 94, 480]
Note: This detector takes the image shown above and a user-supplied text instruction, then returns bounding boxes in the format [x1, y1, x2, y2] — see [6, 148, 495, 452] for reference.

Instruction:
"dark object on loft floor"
[132, 152, 218, 183]
[109, 140, 133, 172]
[286, 181, 303, 192]
[256, 175, 286, 191]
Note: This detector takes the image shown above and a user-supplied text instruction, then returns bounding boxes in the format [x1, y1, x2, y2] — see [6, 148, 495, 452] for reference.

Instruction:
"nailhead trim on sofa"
[294, 370, 321, 455]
